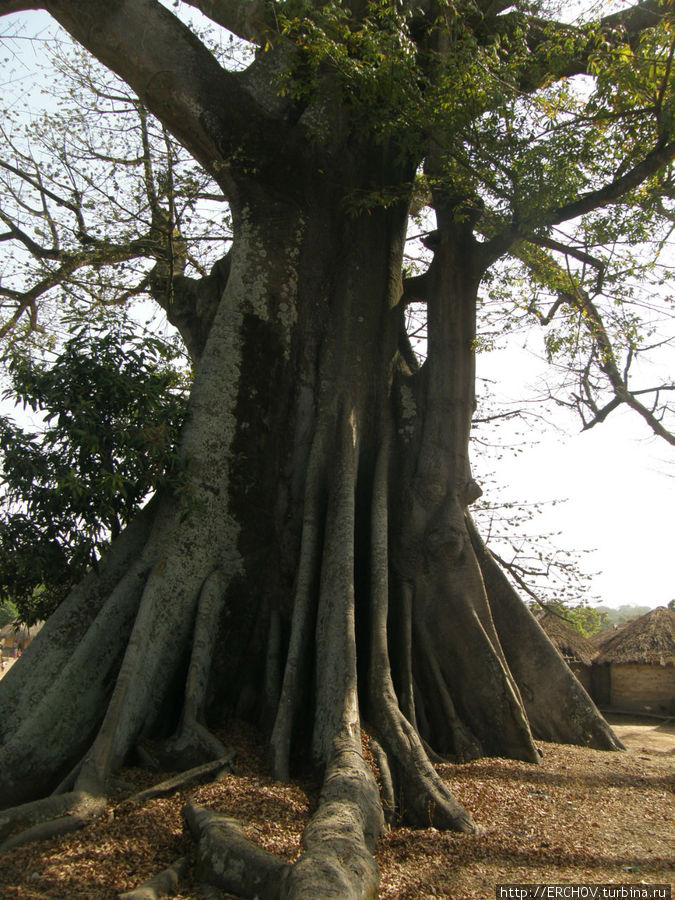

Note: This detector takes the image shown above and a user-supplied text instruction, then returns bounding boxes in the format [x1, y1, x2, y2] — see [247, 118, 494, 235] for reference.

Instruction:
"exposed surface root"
[369, 737, 395, 827]
[367, 430, 478, 834]
[184, 799, 290, 899]
[374, 703, 479, 833]
[155, 570, 229, 771]
[151, 724, 232, 772]
[284, 734, 382, 899]
[117, 856, 189, 900]
[0, 790, 105, 854]
[413, 619, 483, 762]
[467, 515, 624, 751]
[122, 755, 236, 806]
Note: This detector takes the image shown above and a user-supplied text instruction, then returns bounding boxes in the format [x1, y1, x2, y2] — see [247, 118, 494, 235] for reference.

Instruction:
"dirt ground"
[607, 713, 675, 755]
[0, 716, 672, 900]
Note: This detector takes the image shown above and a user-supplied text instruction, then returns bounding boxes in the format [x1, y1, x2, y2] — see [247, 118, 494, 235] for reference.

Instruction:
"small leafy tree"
[542, 602, 608, 636]
[0, 309, 187, 624]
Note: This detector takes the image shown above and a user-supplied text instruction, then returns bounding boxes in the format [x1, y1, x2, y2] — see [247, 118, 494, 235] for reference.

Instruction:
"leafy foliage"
[554, 603, 608, 637]
[0, 310, 187, 624]
[0, 597, 16, 628]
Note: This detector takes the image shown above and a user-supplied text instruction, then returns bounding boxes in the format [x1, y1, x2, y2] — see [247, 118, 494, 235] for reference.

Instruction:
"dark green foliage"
[0, 311, 187, 624]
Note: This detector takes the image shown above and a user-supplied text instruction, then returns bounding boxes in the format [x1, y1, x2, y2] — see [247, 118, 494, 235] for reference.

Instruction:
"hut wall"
[609, 664, 675, 716]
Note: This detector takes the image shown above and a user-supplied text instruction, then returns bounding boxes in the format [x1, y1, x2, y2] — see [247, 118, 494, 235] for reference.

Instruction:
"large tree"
[0, 0, 673, 896]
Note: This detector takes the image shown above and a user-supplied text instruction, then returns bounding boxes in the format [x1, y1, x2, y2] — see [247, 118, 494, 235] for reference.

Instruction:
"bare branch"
[41, 0, 295, 185]
[0, 237, 156, 340]
[529, 235, 606, 278]
[513, 240, 675, 444]
[0, 159, 83, 218]
[0, 209, 61, 259]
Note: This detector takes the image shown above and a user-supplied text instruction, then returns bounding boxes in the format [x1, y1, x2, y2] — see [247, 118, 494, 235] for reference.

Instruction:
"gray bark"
[0, 179, 622, 895]
[0, 5, 627, 893]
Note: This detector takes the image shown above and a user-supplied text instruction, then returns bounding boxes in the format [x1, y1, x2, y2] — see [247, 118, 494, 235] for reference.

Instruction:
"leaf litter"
[0, 720, 671, 899]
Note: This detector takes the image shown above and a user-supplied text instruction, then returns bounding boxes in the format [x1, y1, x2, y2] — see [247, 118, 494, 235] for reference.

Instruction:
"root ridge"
[122, 754, 235, 807]
[118, 856, 189, 900]
[0, 790, 106, 854]
[184, 800, 290, 899]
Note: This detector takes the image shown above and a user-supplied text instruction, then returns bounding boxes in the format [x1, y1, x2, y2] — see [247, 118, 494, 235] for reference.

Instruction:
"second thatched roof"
[594, 606, 674, 667]
[536, 611, 597, 667]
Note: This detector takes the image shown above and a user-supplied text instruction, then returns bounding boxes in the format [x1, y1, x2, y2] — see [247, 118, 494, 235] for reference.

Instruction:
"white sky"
[476, 345, 674, 610]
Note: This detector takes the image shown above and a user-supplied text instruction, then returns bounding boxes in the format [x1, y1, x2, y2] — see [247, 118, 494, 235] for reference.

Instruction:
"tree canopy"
[0, 1, 672, 438]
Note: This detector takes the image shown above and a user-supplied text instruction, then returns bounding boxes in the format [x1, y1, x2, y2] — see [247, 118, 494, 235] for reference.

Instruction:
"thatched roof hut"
[594, 607, 674, 667]
[536, 611, 596, 691]
[592, 607, 674, 716]
[537, 611, 597, 666]
[589, 623, 628, 649]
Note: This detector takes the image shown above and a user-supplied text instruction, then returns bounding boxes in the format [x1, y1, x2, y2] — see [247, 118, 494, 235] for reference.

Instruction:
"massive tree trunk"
[0, 1, 629, 891]
[0, 140, 619, 894]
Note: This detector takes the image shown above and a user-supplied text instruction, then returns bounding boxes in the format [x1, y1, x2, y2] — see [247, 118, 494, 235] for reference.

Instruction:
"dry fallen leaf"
[0, 721, 672, 899]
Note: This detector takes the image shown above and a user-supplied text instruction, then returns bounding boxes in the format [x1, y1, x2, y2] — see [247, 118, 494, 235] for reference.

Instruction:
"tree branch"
[0, 237, 156, 340]
[513, 241, 675, 444]
[41, 0, 293, 186]
[0, 209, 61, 260]
[567, 288, 675, 443]
[501, 0, 666, 92]
[177, 0, 273, 44]
[549, 140, 675, 227]
[483, 138, 675, 261]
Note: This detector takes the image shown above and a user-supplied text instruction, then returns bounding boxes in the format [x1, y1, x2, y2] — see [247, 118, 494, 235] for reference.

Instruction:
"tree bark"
[0, 14, 623, 890]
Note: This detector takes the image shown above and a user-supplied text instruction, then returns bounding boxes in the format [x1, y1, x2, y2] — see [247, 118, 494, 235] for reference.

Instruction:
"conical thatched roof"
[594, 607, 674, 667]
[536, 611, 597, 666]
[589, 623, 628, 648]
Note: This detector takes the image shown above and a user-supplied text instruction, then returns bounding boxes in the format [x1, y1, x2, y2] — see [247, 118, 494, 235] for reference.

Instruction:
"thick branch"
[41, 0, 293, 184]
[503, 0, 665, 92]
[549, 140, 675, 227]
[177, 0, 272, 43]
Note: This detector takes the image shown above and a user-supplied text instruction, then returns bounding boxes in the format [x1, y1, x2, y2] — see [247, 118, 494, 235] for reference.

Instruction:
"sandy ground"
[607, 714, 675, 754]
